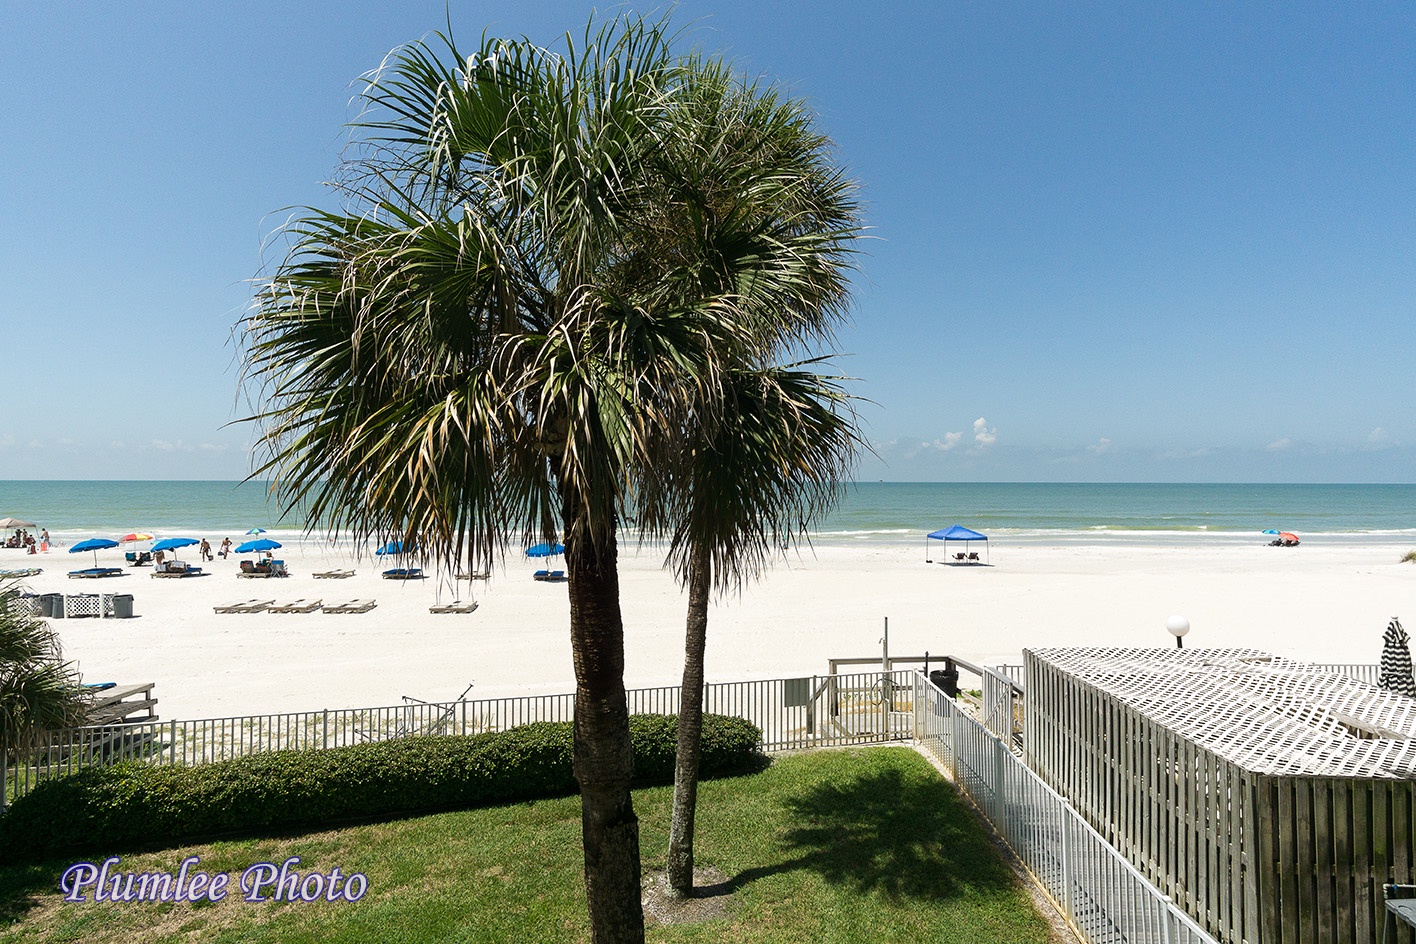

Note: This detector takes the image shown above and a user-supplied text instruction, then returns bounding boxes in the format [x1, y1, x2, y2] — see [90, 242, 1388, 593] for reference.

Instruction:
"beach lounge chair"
[0, 567, 42, 578]
[953, 552, 967, 562]
[456, 571, 491, 581]
[68, 567, 125, 579]
[429, 600, 478, 614]
[532, 569, 550, 581]
[214, 599, 275, 614]
[324, 599, 377, 614]
[545, 570, 566, 582]
[966, 552, 981, 563]
[268, 599, 322, 613]
[381, 567, 423, 580]
[313, 569, 355, 579]
[268, 560, 288, 577]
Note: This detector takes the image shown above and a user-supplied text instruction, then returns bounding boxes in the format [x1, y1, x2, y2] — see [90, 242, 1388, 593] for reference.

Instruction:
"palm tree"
[620, 60, 863, 895]
[1, 580, 87, 757]
[239, 15, 852, 942]
[242, 14, 862, 936]
[661, 366, 862, 893]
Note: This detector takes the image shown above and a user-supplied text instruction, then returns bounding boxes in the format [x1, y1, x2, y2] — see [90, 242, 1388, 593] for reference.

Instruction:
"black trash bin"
[112, 594, 134, 619]
[41, 592, 64, 619]
[929, 657, 960, 698]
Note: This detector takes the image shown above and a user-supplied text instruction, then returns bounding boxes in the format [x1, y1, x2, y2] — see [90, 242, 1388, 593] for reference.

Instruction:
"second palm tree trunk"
[667, 542, 712, 893]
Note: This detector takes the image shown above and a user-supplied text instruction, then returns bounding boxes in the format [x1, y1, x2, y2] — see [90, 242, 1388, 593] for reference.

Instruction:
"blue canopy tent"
[926, 525, 989, 564]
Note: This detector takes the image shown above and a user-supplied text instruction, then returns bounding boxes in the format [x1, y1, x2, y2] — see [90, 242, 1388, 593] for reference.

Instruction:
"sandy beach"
[9, 537, 1414, 720]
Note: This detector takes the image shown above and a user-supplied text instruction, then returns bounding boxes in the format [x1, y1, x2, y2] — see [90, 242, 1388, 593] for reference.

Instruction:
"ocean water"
[816, 482, 1416, 545]
[1, 481, 1413, 547]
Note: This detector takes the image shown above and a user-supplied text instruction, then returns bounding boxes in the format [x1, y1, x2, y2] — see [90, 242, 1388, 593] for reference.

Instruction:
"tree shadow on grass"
[0, 859, 67, 924]
[723, 765, 1016, 903]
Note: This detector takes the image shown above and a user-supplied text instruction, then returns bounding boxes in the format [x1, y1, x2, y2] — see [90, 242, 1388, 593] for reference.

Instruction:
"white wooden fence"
[914, 670, 1220, 944]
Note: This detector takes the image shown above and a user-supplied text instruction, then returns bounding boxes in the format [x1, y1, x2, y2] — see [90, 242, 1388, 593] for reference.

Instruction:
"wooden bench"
[85, 682, 158, 725]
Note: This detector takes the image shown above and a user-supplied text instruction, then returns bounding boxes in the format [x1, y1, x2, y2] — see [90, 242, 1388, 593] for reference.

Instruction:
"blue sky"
[3, 2, 1412, 482]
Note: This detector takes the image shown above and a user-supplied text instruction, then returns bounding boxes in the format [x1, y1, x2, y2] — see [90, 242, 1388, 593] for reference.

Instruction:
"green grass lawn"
[0, 747, 1056, 943]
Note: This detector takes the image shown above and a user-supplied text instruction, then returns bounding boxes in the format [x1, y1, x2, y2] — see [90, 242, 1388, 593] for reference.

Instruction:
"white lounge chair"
[429, 600, 478, 614]
[324, 599, 377, 614]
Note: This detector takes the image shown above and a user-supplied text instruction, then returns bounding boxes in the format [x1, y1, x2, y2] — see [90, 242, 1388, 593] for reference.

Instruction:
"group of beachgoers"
[145, 539, 247, 565]
[3, 528, 49, 553]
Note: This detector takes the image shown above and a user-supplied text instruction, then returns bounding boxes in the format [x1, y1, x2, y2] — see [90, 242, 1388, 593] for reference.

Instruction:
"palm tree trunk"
[563, 495, 645, 944]
[667, 541, 711, 893]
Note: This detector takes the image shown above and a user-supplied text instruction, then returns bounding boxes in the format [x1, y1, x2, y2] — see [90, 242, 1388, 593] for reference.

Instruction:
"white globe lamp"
[1167, 615, 1190, 649]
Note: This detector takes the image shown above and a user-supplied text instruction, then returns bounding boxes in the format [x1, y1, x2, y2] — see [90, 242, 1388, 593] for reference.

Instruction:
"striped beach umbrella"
[1379, 618, 1416, 698]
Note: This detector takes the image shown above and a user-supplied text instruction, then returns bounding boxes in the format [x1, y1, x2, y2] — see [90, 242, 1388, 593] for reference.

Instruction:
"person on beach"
[219, 537, 231, 559]
[199, 538, 212, 562]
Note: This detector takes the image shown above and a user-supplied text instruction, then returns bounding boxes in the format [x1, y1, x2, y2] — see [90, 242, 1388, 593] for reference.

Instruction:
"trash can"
[929, 657, 960, 698]
[112, 594, 134, 619]
[41, 592, 64, 619]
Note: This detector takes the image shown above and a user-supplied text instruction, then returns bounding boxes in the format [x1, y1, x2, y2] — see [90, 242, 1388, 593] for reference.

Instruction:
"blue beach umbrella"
[70, 537, 118, 567]
[375, 540, 410, 556]
[1261, 530, 1280, 535]
[525, 542, 564, 558]
[151, 537, 200, 555]
[235, 538, 282, 554]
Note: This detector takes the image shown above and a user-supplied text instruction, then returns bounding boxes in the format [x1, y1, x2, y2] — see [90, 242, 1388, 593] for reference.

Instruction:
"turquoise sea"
[1, 481, 1412, 547]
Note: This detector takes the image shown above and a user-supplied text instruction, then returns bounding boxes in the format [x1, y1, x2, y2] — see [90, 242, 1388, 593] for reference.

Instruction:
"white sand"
[11, 538, 1415, 720]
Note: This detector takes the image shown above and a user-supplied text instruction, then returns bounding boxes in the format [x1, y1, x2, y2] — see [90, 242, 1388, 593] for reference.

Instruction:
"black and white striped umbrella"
[1379, 617, 1416, 697]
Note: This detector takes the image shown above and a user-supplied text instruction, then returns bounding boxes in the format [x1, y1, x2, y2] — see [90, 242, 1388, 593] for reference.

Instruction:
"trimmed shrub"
[0, 713, 762, 861]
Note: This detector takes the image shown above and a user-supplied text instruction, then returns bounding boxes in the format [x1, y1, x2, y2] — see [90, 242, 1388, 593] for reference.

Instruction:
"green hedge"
[0, 713, 762, 861]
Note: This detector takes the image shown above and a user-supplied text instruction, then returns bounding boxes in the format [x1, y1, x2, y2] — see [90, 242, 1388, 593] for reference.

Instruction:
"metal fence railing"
[913, 672, 1219, 944]
[2, 670, 918, 813]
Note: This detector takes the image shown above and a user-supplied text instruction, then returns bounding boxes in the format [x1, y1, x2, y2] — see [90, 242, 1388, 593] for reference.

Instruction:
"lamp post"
[1167, 615, 1190, 649]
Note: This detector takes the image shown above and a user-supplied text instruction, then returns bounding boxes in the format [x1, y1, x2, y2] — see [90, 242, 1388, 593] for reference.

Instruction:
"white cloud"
[908, 432, 966, 454]
[1368, 427, 1394, 445]
[972, 417, 997, 447]
[1087, 437, 1112, 455]
[1266, 438, 1293, 452]
[199, 442, 228, 453]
